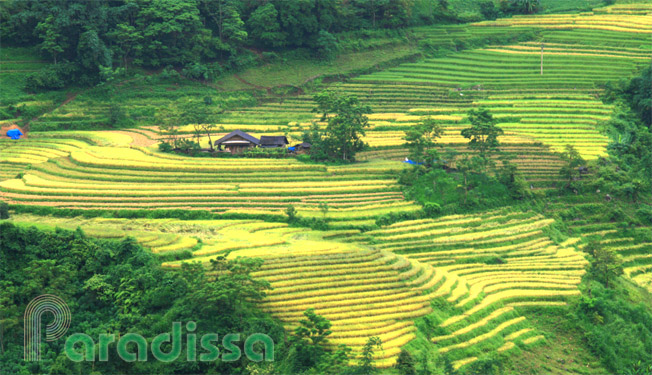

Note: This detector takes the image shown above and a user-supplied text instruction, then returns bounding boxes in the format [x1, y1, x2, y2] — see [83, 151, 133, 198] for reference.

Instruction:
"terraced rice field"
[178, 2, 650, 176]
[357, 209, 587, 369]
[0, 137, 420, 226]
[558, 201, 652, 293]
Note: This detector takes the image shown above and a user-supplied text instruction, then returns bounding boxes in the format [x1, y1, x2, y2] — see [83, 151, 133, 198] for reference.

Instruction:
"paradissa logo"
[66, 322, 274, 363]
[24, 295, 274, 363]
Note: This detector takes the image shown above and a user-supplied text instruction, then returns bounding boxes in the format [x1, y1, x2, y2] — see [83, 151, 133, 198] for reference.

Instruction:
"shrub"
[0, 202, 9, 219]
[637, 206, 652, 225]
[25, 63, 78, 92]
[395, 349, 416, 375]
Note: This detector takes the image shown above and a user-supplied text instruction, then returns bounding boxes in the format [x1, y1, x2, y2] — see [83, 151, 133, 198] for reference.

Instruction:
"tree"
[0, 202, 9, 220]
[108, 103, 133, 128]
[290, 308, 334, 372]
[318, 202, 329, 218]
[315, 30, 338, 60]
[248, 3, 286, 47]
[509, 0, 541, 14]
[585, 241, 623, 288]
[107, 23, 143, 70]
[313, 91, 372, 162]
[285, 205, 298, 222]
[35, 15, 67, 64]
[461, 108, 503, 171]
[404, 117, 444, 166]
[396, 349, 417, 375]
[358, 336, 383, 375]
[559, 144, 585, 190]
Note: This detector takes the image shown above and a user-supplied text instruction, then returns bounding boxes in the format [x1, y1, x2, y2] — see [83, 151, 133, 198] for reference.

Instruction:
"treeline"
[2, 0, 540, 91]
[1, 0, 455, 90]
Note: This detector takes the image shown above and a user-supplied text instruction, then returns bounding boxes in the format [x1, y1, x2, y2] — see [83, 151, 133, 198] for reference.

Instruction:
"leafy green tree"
[136, 0, 204, 67]
[396, 349, 417, 375]
[358, 336, 383, 375]
[248, 3, 286, 47]
[455, 154, 483, 206]
[286, 205, 298, 222]
[35, 14, 67, 64]
[289, 308, 333, 372]
[107, 23, 143, 70]
[461, 108, 503, 171]
[404, 117, 444, 166]
[313, 91, 372, 162]
[559, 144, 585, 190]
[509, 0, 541, 14]
[315, 30, 338, 60]
[585, 241, 623, 288]
[0, 202, 8, 220]
[318, 202, 329, 218]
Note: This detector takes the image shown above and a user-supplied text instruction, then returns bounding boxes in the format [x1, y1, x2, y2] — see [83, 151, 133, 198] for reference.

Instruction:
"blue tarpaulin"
[402, 159, 423, 165]
[6, 129, 23, 140]
[288, 146, 296, 151]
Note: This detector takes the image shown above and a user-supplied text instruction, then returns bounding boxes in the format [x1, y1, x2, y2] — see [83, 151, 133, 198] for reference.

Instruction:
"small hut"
[260, 136, 289, 148]
[291, 142, 312, 154]
[215, 130, 260, 154]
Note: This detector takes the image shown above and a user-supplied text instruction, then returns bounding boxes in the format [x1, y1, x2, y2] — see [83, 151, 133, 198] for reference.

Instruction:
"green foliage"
[461, 108, 504, 172]
[286, 308, 353, 374]
[573, 280, 652, 373]
[311, 91, 372, 162]
[358, 336, 383, 375]
[316, 30, 339, 61]
[285, 205, 298, 222]
[396, 349, 417, 375]
[583, 240, 624, 289]
[0, 202, 9, 220]
[248, 3, 286, 48]
[404, 117, 444, 166]
[108, 103, 134, 128]
[559, 144, 585, 191]
[0, 222, 290, 375]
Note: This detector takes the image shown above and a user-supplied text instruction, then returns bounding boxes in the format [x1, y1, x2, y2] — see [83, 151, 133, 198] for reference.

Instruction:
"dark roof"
[215, 130, 260, 145]
[260, 136, 289, 146]
[295, 142, 311, 148]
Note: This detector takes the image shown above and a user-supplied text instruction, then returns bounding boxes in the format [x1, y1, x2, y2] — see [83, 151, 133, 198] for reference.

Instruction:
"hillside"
[1, 1, 652, 375]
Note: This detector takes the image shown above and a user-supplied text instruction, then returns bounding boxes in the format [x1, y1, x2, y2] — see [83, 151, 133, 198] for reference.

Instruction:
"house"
[290, 142, 312, 154]
[260, 136, 289, 148]
[215, 130, 260, 154]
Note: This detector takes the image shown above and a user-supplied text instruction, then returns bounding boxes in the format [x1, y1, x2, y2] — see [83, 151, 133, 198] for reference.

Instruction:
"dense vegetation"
[1, 0, 553, 92]
[2, 1, 652, 374]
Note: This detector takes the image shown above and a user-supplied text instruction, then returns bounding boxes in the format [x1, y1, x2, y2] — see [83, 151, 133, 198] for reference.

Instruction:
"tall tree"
[461, 107, 503, 171]
[107, 23, 143, 70]
[35, 15, 67, 64]
[313, 91, 372, 162]
[404, 117, 444, 165]
[559, 144, 584, 190]
[247, 3, 286, 47]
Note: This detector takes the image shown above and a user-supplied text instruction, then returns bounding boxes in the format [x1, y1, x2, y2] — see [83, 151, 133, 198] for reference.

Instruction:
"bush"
[637, 205, 652, 225]
[0, 201, 9, 219]
[314, 30, 338, 60]
[395, 349, 416, 375]
[25, 63, 78, 92]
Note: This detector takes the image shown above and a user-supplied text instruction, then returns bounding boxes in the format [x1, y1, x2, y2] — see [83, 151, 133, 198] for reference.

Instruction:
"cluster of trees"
[2, 0, 547, 91]
[2, 0, 453, 91]
[400, 107, 531, 214]
[590, 65, 652, 207]
[304, 92, 372, 163]
[0, 222, 391, 375]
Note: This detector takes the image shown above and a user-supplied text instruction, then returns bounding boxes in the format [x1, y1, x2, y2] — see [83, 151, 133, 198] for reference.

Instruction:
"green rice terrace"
[1, 1, 651, 375]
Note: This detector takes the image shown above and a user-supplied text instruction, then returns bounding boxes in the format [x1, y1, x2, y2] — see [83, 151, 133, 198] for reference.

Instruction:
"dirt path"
[110, 130, 160, 147]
